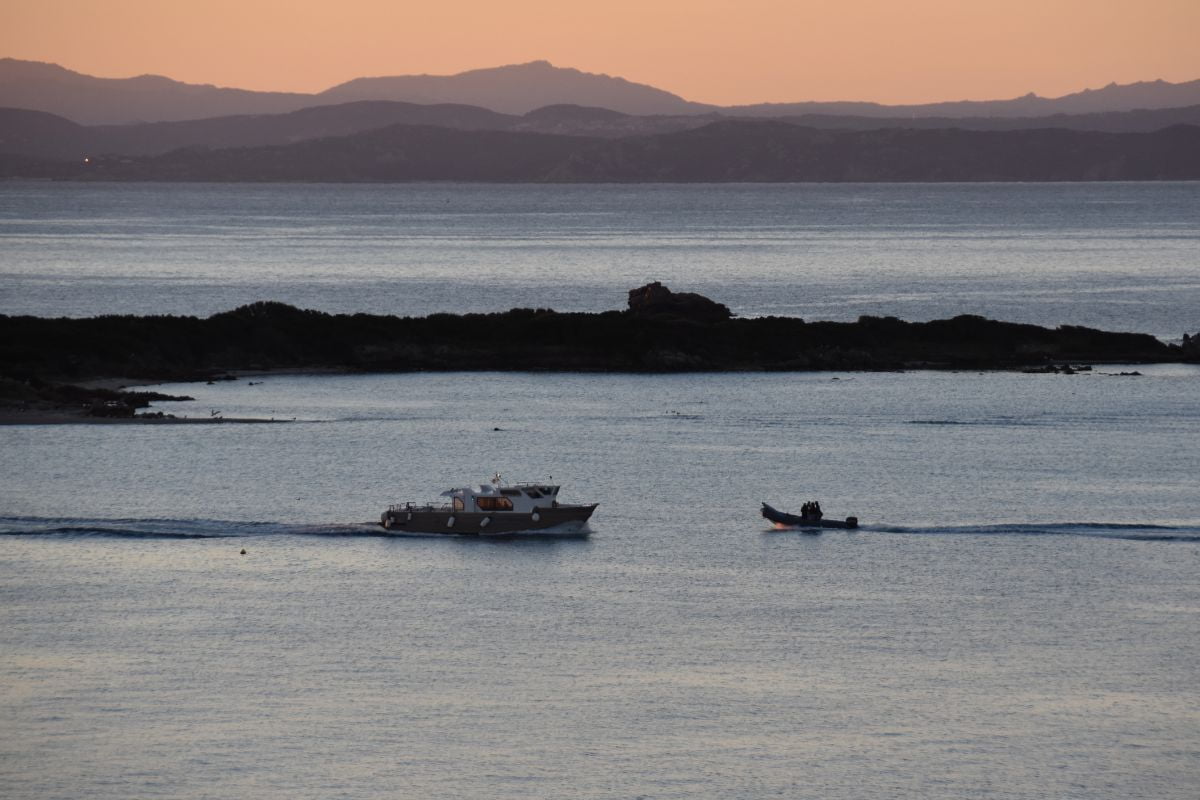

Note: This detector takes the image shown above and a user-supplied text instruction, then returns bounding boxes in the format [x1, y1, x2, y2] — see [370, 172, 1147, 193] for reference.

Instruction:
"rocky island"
[2, 283, 1195, 422]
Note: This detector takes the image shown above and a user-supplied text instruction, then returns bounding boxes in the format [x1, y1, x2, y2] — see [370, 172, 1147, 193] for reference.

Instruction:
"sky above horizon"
[3, 1, 1198, 105]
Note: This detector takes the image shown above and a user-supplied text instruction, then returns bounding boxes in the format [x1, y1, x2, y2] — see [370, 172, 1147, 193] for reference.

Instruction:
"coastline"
[0, 407, 286, 426]
[3, 284, 1196, 426]
[1, 363, 1188, 426]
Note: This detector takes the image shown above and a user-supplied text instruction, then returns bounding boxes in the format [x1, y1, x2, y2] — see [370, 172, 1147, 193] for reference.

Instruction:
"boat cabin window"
[453, 497, 465, 512]
[500, 489, 522, 497]
[476, 496, 513, 511]
[524, 489, 542, 498]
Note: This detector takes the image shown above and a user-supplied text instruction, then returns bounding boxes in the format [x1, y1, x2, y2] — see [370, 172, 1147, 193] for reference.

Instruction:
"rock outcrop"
[626, 282, 733, 323]
[1182, 331, 1200, 360]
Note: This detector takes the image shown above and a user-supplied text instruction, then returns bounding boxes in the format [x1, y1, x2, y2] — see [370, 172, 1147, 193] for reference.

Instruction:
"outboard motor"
[845, 516, 858, 529]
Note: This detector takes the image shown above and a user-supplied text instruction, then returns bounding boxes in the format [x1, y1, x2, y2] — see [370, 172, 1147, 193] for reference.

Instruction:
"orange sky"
[2, 0, 1198, 105]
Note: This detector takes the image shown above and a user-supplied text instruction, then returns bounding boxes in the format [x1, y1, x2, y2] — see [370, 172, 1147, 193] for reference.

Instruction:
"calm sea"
[2, 182, 1199, 798]
[1, 181, 1198, 337]
[3, 368, 1200, 799]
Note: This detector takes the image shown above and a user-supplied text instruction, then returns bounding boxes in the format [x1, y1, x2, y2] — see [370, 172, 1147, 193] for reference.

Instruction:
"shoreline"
[4, 285, 1196, 426]
[0, 408, 285, 426]
[3, 362, 1191, 427]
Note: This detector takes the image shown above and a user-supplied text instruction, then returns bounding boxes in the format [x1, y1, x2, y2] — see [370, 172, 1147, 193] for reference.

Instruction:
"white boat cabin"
[439, 477, 561, 514]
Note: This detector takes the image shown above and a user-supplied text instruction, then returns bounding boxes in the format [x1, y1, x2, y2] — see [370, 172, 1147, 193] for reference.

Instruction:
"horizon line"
[6, 55, 1198, 110]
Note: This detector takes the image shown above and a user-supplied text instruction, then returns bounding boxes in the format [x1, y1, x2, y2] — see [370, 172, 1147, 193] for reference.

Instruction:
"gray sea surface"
[2, 181, 1199, 337]
[3, 182, 1199, 797]
[3, 368, 1199, 799]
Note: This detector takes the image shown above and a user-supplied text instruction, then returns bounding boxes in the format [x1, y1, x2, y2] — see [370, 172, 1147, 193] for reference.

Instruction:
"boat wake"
[866, 521, 1200, 543]
[0, 516, 389, 540]
[3, 517, 1195, 543]
[0, 516, 591, 540]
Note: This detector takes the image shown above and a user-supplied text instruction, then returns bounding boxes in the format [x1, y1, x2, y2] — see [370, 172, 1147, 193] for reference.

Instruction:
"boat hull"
[381, 504, 598, 536]
[761, 502, 858, 529]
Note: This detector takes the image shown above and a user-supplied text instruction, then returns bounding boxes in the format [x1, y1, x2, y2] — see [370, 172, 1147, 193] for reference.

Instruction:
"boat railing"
[388, 501, 451, 513]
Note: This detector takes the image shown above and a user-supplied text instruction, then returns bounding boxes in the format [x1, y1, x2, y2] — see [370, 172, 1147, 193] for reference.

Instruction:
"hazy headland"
[3, 59, 1200, 182]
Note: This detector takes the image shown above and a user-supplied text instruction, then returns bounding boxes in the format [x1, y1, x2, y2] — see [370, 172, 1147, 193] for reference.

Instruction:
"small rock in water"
[240, 548, 246, 555]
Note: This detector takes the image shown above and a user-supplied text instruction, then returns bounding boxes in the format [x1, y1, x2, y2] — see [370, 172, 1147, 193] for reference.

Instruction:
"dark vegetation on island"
[0, 379, 192, 420]
[3, 284, 1196, 419]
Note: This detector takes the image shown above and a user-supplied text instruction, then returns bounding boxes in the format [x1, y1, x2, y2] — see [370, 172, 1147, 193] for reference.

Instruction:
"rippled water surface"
[3, 181, 1199, 797]
[2, 181, 1199, 337]
[3, 368, 1199, 798]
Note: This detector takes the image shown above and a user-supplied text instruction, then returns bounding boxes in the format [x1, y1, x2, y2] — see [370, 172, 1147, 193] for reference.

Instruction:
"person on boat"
[801, 501, 811, 520]
[812, 501, 823, 520]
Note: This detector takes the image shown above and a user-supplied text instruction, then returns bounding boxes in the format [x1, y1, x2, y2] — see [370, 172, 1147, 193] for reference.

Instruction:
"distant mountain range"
[4, 101, 1200, 163]
[3, 58, 1199, 183]
[727, 80, 1200, 119]
[0, 58, 700, 123]
[3, 57, 1200, 124]
[0, 103, 716, 160]
[7, 121, 1196, 183]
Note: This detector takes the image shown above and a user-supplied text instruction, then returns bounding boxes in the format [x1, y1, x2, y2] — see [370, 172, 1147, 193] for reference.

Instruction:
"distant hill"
[6, 100, 1200, 162]
[3, 57, 1199, 125]
[13, 120, 1196, 182]
[0, 58, 310, 124]
[0, 102, 516, 159]
[0, 58, 705, 124]
[508, 105, 721, 137]
[731, 78, 1200, 118]
[0, 102, 715, 160]
[57, 125, 602, 182]
[774, 105, 1200, 133]
[0, 108, 92, 158]
[318, 60, 705, 115]
[544, 121, 1200, 182]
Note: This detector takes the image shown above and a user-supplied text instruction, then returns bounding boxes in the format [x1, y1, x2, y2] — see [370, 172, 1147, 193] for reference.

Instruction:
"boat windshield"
[476, 496, 513, 511]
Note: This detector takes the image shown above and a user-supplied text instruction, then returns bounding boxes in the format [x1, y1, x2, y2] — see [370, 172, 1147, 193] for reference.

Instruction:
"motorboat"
[380, 474, 597, 535]
[761, 501, 858, 529]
